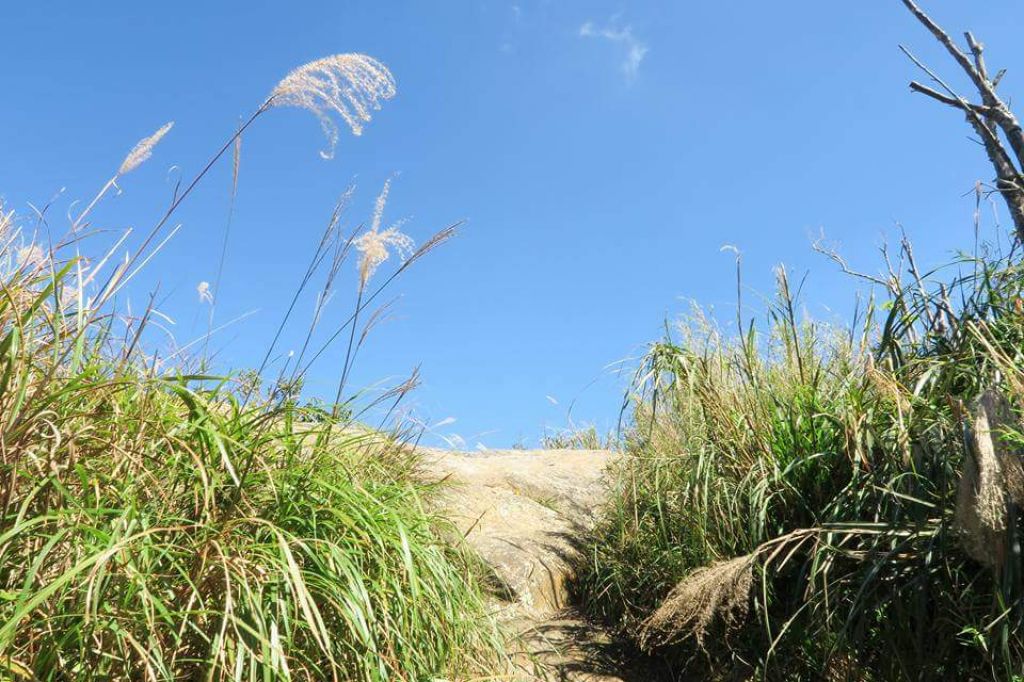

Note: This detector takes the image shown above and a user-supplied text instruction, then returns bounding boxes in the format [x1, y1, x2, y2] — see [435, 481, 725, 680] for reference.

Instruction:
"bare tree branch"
[964, 32, 989, 81]
[900, 0, 998, 104]
[900, 45, 1020, 190]
[908, 81, 992, 115]
[901, 0, 1024, 242]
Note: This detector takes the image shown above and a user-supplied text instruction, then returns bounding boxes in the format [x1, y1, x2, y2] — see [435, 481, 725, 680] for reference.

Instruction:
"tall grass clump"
[574, 240, 1024, 679]
[0, 52, 505, 680]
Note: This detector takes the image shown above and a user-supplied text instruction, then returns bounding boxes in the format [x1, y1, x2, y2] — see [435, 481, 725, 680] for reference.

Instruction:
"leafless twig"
[901, 0, 1024, 242]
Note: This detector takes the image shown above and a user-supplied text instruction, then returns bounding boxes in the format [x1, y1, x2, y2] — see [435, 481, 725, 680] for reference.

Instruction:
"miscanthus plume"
[353, 179, 413, 286]
[118, 122, 174, 175]
[269, 54, 396, 159]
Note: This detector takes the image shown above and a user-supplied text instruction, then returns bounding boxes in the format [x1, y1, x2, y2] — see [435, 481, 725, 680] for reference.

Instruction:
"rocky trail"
[420, 447, 658, 681]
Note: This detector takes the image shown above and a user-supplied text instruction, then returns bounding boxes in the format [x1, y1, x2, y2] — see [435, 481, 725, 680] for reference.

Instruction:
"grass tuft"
[574, 245, 1024, 679]
[0, 212, 505, 681]
[0, 47, 506, 678]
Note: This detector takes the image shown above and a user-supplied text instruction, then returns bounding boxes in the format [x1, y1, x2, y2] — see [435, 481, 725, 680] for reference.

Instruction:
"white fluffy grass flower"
[197, 281, 213, 305]
[354, 225, 413, 286]
[270, 54, 396, 159]
[119, 122, 174, 175]
[353, 179, 413, 286]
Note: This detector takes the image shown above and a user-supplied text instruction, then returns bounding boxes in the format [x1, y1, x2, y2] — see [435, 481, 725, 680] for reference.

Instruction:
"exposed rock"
[421, 448, 614, 618]
[420, 447, 655, 680]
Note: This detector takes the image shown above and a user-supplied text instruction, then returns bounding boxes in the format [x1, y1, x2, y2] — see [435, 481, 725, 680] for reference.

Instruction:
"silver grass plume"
[269, 54, 396, 159]
[118, 122, 174, 175]
[353, 178, 413, 286]
[639, 554, 755, 650]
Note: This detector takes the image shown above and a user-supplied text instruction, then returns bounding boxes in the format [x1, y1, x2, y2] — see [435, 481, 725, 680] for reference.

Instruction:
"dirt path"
[420, 447, 650, 681]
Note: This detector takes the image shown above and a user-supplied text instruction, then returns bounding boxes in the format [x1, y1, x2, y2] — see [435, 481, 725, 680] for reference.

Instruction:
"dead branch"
[811, 235, 894, 291]
[907, 81, 991, 115]
[901, 0, 1024, 243]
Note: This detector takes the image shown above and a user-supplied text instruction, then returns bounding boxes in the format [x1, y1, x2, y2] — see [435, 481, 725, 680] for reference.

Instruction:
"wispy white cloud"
[498, 4, 523, 55]
[579, 19, 648, 81]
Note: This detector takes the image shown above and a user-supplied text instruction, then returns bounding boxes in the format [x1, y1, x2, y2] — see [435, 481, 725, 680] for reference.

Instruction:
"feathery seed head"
[640, 554, 755, 650]
[269, 54, 396, 159]
[197, 281, 213, 305]
[370, 177, 392, 233]
[119, 122, 174, 175]
[353, 178, 413, 286]
[955, 389, 1024, 566]
[231, 133, 242, 197]
[354, 225, 413, 287]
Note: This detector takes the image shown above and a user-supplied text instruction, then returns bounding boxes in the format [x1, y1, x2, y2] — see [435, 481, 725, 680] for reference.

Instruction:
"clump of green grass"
[575, 6, 1024, 677]
[0, 338, 501, 679]
[574, 242, 1024, 679]
[0, 52, 507, 680]
[541, 424, 617, 450]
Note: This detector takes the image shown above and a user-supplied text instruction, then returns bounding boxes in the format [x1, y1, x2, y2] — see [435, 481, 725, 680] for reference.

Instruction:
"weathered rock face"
[421, 447, 655, 681]
[420, 448, 616, 619]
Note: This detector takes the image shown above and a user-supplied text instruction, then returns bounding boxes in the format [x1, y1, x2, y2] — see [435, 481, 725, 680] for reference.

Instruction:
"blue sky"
[2, 1, 1022, 447]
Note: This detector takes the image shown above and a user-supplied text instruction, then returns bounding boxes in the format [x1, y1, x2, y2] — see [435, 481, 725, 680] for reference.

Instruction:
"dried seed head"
[956, 389, 1024, 566]
[119, 122, 174, 175]
[354, 225, 413, 287]
[269, 54, 396, 159]
[370, 177, 392, 233]
[640, 554, 755, 651]
[353, 179, 413, 286]
[231, 133, 242, 198]
[197, 281, 213, 305]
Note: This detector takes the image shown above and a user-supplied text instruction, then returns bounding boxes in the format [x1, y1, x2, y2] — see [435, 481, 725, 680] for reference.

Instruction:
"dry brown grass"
[638, 554, 755, 651]
[956, 389, 1024, 567]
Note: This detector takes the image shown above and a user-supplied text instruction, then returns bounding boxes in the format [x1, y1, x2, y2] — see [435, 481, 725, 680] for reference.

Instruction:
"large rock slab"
[421, 447, 669, 681]
[420, 448, 616, 617]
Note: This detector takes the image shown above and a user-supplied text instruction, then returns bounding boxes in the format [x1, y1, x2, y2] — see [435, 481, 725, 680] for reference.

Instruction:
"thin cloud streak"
[579, 19, 649, 81]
